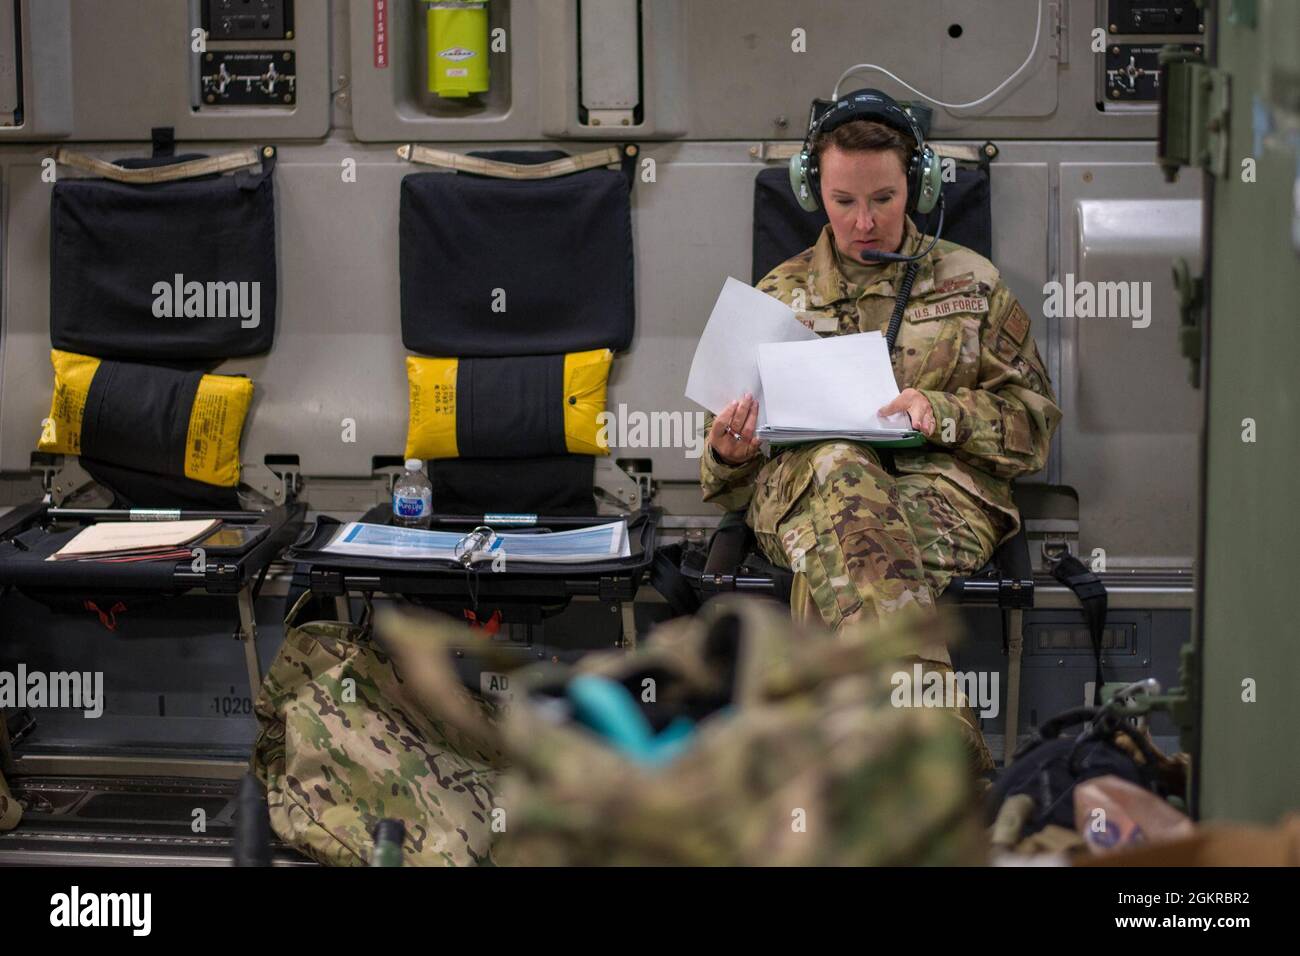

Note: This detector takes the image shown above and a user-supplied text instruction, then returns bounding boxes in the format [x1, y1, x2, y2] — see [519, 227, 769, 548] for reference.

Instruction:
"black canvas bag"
[985, 706, 1164, 835]
[50, 146, 277, 360]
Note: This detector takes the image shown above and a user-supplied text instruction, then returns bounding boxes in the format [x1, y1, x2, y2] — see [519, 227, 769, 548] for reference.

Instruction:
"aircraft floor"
[0, 775, 313, 866]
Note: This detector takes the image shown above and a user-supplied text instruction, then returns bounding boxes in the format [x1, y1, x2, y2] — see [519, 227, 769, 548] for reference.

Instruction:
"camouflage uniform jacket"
[701, 218, 1062, 542]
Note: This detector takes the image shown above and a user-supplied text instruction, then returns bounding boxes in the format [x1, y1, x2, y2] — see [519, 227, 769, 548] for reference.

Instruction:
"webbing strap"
[396, 143, 623, 179]
[648, 543, 701, 617]
[931, 143, 984, 163]
[760, 141, 985, 163]
[53, 146, 267, 184]
[1051, 554, 1109, 705]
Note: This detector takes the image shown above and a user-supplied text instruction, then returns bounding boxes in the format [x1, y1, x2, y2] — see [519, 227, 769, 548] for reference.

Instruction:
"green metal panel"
[1198, 0, 1300, 822]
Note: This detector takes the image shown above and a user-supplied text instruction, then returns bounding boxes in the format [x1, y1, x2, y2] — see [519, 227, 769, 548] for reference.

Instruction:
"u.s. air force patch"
[906, 295, 990, 321]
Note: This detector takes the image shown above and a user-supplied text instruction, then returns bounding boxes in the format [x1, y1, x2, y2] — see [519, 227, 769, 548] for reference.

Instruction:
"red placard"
[373, 0, 389, 68]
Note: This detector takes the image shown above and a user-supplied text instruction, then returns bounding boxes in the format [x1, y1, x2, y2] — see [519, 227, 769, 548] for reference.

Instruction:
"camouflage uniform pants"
[751, 441, 1002, 635]
[750, 441, 1004, 771]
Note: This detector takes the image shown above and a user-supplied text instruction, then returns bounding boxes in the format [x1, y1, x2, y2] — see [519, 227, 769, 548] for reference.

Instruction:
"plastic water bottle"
[392, 458, 432, 528]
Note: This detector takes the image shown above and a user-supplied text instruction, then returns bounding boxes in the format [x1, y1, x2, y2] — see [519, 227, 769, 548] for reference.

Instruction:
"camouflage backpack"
[251, 591, 506, 866]
[377, 595, 987, 866]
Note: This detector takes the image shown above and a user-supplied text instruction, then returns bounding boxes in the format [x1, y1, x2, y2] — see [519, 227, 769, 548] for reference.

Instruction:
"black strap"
[649, 543, 701, 617]
[978, 140, 999, 173]
[240, 145, 275, 189]
[151, 126, 175, 158]
[1036, 706, 1099, 741]
[618, 142, 639, 191]
[1051, 554, 1109, 706]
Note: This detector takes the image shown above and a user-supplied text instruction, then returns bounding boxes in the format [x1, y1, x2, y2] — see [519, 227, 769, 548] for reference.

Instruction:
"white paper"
[685, 276, 818, 415]
[756, 331, 912, 432]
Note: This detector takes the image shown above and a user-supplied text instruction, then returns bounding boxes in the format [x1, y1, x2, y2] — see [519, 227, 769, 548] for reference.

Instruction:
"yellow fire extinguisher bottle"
[426, 1, 490, 98]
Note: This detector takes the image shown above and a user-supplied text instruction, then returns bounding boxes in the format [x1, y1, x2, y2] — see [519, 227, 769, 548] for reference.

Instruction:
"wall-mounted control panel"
[200, 50, 295, 106]
[1098, 0, 1204, 110]
[1104, 42, 1201, 103]
[1106, 0, 1203, 36]
[195, 1, 297, 113]
[202, 0, 293, 41]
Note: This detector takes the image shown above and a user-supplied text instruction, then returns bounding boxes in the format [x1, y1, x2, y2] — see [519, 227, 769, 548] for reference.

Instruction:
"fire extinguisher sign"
[374, 0, 389, 68]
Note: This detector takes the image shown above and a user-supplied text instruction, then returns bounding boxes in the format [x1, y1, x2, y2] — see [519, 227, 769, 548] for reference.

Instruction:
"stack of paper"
[49, 519, 221, 562]
[685, 278, 920, 446]
[755, 331, 919, 444]
[321, 520, 631, 564]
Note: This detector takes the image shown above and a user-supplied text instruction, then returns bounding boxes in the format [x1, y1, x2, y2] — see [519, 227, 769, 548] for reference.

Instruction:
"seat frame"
[0, 493, 305, 702]
[696, 506, 1034, 764]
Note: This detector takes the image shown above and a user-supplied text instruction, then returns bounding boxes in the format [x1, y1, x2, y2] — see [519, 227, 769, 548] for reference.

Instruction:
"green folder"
[770, 430, 926, 451]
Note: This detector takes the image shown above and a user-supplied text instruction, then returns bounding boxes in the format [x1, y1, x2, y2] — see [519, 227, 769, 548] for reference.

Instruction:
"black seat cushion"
[400, 150, 634, 357]
[427, 455, 595, 516]
[50, 153, 277, 360]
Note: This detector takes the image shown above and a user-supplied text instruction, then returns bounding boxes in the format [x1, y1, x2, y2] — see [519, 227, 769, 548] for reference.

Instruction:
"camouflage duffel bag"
[251, 592, 506, 866]
[377, 595, 987, 866]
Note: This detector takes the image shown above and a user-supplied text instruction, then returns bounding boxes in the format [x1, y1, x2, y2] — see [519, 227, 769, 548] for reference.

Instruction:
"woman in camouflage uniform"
[700, 106, 1061, 766]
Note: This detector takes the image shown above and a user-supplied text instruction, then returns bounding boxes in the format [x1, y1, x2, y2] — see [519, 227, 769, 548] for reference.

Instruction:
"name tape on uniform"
[905, 295, 989, 322]
[795, 311, 841, 333]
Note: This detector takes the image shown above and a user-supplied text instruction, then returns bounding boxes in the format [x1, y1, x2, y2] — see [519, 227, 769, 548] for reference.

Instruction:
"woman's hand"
[708, 393, 762, 465]
[878, 388, 936, 436]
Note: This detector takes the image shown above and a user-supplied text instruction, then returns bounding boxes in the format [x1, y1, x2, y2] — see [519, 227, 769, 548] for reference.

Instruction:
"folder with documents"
[686, 278, 922, 447]
[755, 331, 922, 445]
[48, 519, 221, 562]
[321, 520, 631, 564]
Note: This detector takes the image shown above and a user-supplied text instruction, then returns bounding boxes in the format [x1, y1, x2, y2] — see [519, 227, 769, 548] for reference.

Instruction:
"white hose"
[831, 0, 1045, 111]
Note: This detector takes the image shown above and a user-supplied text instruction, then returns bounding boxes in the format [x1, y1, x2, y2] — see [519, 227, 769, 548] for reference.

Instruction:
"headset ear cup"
[788, 151, 821, 212]
[913, 146, 943, 216]
[906, 151, 922, 212]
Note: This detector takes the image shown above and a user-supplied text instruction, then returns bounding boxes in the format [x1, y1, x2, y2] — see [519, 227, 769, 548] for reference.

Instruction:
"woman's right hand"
[708, 393, 762, 465]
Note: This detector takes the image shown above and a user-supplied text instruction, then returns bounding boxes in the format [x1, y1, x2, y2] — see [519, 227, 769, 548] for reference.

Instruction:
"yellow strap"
[53, 146, 268, 184]
[396, 143, 625, 180]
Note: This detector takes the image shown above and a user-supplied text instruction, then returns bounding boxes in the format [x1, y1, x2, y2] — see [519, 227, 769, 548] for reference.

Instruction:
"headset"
[788, 88, 946, 263]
